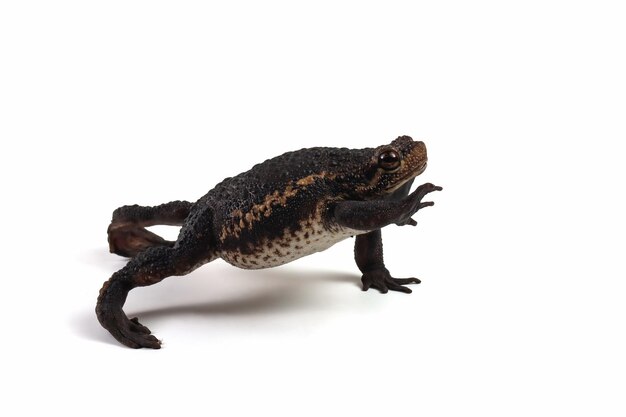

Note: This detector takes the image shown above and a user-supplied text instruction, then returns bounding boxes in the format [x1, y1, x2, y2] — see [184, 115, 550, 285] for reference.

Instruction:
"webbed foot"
[96, 280, 162, 349]
[108, 223, 174, 258]
[361, 267, 421, 294]
[107, 201, 192, 258]
[98, 310, 162, 349]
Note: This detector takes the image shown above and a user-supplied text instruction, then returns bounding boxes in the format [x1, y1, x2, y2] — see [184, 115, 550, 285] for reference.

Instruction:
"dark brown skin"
[98, 136, 442, 348]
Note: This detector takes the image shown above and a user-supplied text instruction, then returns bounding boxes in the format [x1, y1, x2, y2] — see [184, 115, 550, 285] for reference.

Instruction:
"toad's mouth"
[413, 160, 428, 177]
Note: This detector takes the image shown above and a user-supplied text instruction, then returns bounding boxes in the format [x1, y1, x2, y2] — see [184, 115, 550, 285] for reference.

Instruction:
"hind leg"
[108, 200, 193, 257]
[97, 206, 215, 348]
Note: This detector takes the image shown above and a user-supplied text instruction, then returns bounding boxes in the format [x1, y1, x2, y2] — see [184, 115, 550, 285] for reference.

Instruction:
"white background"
[1, 1, 625, 416]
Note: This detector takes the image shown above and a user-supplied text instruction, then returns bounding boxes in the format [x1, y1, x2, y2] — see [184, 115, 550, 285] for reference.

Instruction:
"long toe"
[392, 277, 421, 285]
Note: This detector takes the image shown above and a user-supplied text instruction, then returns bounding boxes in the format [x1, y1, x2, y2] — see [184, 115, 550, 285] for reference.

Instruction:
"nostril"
[414, 141, 427, 155]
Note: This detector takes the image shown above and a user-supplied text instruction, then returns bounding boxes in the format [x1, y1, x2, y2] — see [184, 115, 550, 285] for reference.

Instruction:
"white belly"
[219, 222, 365, 270]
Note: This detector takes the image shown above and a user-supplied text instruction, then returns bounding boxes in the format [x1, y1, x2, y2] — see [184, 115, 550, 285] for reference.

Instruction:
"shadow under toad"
[75, 266, 364, 347]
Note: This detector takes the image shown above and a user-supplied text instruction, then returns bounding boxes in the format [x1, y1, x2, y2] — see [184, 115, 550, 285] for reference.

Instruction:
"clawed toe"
[385, 280, 413, 293]
[98, 312, 162, 349]
[117, 318, 161, 349]
[117, 331, 161, 350]
[361, 268, 421, 294]
[129, 317, 152, 334]
[395, 183, 442, 227]
[392, 277, 421, 285]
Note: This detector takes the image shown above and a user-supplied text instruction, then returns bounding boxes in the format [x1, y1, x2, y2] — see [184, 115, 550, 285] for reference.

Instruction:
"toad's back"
[203, 146, 372, 214]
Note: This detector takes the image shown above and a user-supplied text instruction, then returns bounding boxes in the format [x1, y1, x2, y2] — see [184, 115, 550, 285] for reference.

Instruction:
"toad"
[97, 135, 442, 348]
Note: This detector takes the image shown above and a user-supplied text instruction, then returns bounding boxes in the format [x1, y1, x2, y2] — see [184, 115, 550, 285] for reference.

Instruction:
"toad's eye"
[378, 150, 401, 171]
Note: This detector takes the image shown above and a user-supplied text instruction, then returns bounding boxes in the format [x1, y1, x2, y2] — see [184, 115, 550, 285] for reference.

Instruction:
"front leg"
[355, 229, 420, 293]
[337, 181, 442, 294]
[332, 182, 442, 230]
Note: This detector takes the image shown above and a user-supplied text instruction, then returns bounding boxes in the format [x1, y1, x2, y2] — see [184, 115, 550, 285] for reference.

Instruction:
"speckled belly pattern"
[218, 220, 365, 270]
